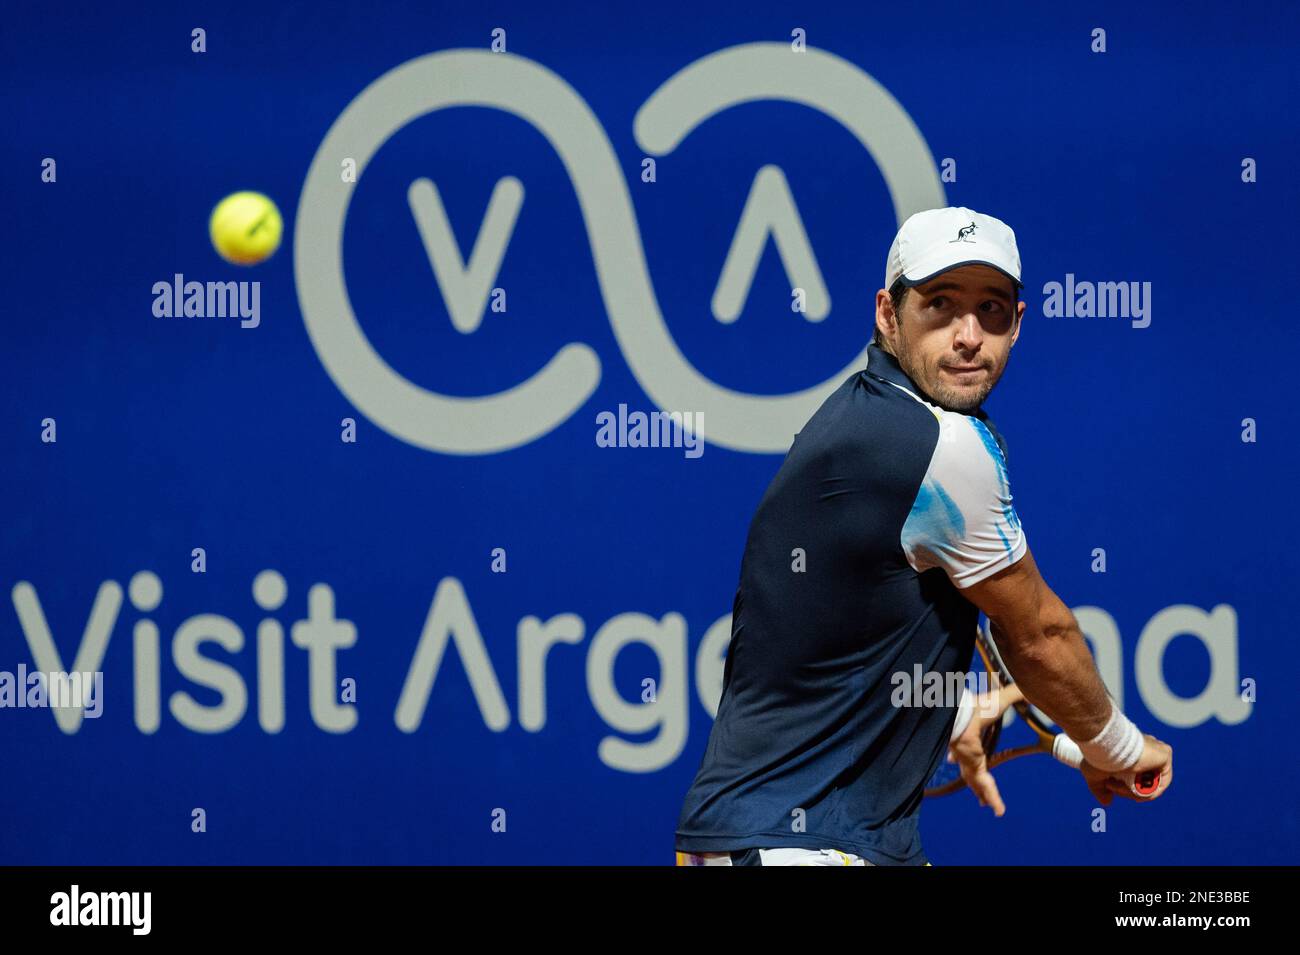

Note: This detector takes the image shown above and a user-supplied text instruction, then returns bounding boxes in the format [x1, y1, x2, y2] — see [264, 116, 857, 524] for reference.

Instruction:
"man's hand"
[1081, 735, 1174, 805]
[947, 684, 1023, 817]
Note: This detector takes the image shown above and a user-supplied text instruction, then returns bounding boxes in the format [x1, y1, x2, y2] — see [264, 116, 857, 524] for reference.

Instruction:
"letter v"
[11, 581, 122, 734]
[407, 176, 524, 333]
[712, 164, 830, 324]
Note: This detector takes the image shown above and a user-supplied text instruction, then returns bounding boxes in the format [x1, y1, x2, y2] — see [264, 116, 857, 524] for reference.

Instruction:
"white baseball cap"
[884, 206, 1022, 291]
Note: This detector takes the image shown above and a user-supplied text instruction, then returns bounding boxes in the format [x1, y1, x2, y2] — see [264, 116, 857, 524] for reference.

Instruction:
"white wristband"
[1076, 701, 1144, 772]
[1051, 734, 1083, 768]
[949, 687, 975, 742]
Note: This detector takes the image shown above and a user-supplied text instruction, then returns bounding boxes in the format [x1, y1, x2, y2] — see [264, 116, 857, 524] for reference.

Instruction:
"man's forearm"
[965, 549, 1146, 773]
[989, 612, 1113, 742]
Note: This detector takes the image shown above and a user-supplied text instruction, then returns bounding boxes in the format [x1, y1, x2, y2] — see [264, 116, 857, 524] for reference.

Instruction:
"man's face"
[874, 264, 1024, 414]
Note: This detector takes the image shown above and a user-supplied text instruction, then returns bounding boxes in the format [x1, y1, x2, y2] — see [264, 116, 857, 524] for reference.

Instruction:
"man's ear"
[874, 288, 896, 341]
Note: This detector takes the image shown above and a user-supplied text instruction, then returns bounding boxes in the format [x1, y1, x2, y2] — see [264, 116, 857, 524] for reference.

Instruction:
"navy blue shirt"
[675, 343, 1027, 865]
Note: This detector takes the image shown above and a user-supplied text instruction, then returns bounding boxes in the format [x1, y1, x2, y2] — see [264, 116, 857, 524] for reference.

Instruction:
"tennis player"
[674, 207, 1173, 867]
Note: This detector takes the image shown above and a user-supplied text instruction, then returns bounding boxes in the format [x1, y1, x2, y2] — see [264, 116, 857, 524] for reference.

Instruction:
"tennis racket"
[924, 622, 1159, 798]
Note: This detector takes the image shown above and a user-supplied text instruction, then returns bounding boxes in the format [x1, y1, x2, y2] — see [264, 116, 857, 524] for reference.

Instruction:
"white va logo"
[295, 42, 945, 454]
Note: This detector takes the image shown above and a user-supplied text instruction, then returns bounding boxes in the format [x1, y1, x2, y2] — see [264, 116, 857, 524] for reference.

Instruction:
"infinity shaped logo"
[295, 42, 944, 454]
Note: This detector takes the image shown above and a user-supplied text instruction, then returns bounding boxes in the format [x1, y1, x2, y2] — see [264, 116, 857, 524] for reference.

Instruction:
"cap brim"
[901, 259, 1024, 291]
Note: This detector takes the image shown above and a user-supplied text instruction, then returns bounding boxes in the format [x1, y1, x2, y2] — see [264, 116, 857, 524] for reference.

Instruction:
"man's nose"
[954, 312, 984, 349]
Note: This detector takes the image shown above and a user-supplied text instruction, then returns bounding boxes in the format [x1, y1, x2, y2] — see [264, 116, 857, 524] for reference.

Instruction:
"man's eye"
[929, 296, 947, 308]
[981, 300, 1004, 313]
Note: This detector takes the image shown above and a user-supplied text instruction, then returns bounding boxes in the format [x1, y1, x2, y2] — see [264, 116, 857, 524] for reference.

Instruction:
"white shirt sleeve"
[901, 412, 1027, 589]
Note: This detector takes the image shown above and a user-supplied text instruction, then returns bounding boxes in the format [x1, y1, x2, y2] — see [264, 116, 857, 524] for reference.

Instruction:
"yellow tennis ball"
[209, 191, 283, 266]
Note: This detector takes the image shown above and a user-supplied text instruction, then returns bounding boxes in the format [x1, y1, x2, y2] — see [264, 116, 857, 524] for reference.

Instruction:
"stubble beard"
[892, 335, 997, 414]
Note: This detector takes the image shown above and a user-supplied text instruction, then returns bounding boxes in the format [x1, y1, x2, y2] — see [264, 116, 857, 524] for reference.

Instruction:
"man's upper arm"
[959, 546, 1070, 638]
[900, 413, 1027, 589]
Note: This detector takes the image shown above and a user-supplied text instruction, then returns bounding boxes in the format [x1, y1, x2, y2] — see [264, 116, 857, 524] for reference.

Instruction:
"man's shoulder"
[804, 369, 940, 442]
[783, 370, 944, 489]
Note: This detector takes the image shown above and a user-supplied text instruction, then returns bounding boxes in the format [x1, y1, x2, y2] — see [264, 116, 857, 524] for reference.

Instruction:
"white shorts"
[676, 848, 872, 866]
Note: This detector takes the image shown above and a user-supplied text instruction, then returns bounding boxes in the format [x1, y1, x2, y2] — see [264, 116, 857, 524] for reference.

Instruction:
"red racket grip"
[1133, 770, 1159, 796]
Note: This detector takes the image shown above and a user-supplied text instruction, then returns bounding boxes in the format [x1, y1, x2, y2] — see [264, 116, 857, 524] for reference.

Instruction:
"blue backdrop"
[2, 0, 1297, 865]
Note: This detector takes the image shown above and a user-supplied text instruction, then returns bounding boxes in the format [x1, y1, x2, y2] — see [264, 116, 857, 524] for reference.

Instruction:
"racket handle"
[1133, 771, 1160, 796]
[1051, 734, 1083, 768]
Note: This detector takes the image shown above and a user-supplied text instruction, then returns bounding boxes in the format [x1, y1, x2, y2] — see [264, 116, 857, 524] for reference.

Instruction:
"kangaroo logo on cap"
[950, 221, 977, 243]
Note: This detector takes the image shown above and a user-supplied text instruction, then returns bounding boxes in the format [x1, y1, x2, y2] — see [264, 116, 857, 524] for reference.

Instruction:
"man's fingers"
[1103, 777, 1160, 802]
[959, 759, 1006, 817]
[1105, 778, 1137, 798]
[971, 771, 1006, 817]
[1086, 776, 1113, 805]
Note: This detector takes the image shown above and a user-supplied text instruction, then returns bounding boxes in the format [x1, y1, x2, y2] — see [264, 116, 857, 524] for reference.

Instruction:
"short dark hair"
[874, 277, 1019, 347]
